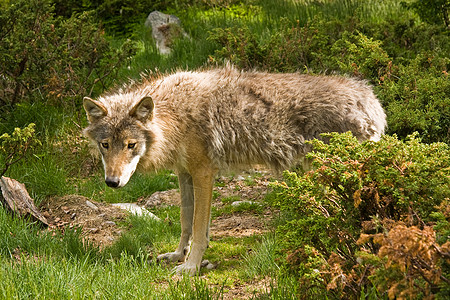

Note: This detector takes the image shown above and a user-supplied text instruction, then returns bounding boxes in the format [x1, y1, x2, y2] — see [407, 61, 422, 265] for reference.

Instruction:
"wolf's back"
[191, 68, 386, 170]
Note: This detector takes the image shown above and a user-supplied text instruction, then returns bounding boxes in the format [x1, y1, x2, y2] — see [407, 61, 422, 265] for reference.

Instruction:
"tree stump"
[0, 176, 48, 226]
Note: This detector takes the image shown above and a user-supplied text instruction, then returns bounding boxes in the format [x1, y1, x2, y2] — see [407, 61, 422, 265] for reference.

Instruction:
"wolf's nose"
[105, 177, 120, 188]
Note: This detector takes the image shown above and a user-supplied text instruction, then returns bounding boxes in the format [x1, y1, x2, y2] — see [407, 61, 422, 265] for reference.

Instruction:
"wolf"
[83, 65, 386, 275]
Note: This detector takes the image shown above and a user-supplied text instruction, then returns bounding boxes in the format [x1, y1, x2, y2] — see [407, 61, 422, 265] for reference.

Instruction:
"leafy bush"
[0, 123, 40, 177]
[208, 18, 329, 73]
[0, 0, 136, 108]
[330, 31, 392, 80]
[271, 132, 450, 298]
[208, 25, 265, 70]
[379, 54, 450, 143]
[404, 0, 450, 27]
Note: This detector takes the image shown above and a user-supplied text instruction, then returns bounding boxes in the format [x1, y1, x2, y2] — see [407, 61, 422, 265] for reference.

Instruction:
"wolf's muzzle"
[105, 176, 120, 188]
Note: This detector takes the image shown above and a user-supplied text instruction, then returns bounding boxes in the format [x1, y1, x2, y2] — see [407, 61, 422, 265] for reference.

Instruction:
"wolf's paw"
[157, 251, 186, 263]
[173, 262, 200, 276]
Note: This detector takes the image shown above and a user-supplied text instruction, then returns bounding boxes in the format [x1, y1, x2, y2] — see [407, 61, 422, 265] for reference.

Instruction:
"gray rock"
[142, 189, 180, 208]
[201, 259, 217, 270]
[144, 11, 188, 55]
[85, 200, 99, 211]
[112, 203, 161, 221]
[231, 200, 256, 207]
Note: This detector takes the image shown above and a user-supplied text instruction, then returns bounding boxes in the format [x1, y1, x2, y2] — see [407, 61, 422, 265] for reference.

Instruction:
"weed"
[242, 234, 279, 279]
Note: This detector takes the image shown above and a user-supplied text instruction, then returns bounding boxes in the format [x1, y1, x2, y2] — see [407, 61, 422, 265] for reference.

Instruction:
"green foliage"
[207, 18, 328, 73]
[208, 26, 264, 69]
[0, 1, 449, 297]
[405, 0, 450, 27]
[77, 171, 178, 204]
[0, 208, 99, 260]
[0, 251, 167, 299]
[271, 132, 450, 298]
[379, 54, 450, 143]
[0, 0, 136, 108]
[331, 31, 391, 80]
[0, 123, 40, 177]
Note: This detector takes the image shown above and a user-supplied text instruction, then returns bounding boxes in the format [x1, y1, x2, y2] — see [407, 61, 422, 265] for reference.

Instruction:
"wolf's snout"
[105, 176, 120, 188]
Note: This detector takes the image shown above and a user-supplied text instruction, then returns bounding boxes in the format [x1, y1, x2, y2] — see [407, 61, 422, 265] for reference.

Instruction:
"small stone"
[112, 203, 161, 221]
[103, 221, 116, 226]
[200, 260, 217, 270]
[201, 260, 210, 267]
[85, 200, 99, 210]
[231, 200, 256, 207]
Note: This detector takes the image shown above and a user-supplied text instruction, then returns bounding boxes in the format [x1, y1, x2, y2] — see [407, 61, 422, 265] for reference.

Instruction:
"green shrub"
[330, 31, 392, 80]
[208, 25, 265, 69]
[405, 0, 450, 27]
[0, 123, 40, 177]
[261, 18, 329, 73]
[271, 132, 450, 299]
[379, 54, 450, 143]
[0, 0, 136, 108]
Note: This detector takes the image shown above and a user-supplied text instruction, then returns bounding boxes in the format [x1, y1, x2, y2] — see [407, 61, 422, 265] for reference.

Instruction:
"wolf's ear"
[130, 96, 154, 122]
[83, 97, 107, 123]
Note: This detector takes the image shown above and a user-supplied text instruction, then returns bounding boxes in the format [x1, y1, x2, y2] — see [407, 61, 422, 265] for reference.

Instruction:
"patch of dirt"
[211, 213, 269, 239]
[221, 277, 272, 300]
[138, 189, 181, 207]
[40, 195, 127, 247]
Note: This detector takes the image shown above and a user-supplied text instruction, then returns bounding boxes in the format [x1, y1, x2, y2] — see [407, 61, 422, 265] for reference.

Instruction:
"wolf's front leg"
[157, 172, 194, 263]
[173, 168, 215, 275]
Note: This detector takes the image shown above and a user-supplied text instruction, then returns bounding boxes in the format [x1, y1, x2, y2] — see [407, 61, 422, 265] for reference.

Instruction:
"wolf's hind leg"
[157, 172, 194, 263]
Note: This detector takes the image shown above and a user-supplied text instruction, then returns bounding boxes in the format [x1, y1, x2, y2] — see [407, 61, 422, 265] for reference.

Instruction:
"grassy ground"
[0, 182, 279, 299]
[0, 0, 448, 298]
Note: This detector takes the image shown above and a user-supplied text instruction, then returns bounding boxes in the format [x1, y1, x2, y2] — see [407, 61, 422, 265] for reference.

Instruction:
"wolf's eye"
[128, 143, 136, 149]
[101, 142, 109, 149]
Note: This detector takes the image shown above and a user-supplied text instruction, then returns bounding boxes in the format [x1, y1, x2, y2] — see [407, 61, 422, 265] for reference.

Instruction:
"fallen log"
[0, 176, 48, 226]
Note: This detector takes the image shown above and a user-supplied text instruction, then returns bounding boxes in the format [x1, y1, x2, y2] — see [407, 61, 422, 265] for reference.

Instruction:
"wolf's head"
[83, 96, 154, 188]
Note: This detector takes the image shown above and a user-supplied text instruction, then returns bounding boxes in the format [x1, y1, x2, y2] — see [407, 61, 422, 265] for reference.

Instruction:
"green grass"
[0, 201, 276, 299]
[242, 234, 279, 280]
[76, 171, 178, 204]
[104, 207, 182, 259]
[0, 254, 167, 299]
[0, 208, 99, 261]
